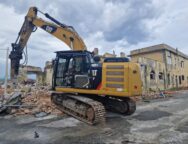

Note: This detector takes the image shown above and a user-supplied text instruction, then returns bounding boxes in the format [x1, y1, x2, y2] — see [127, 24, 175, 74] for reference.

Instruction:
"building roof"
[103, 52, 116, 57]
[130, 44, 188, 59]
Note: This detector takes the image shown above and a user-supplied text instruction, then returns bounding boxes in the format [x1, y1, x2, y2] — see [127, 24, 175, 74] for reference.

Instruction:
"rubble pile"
[12, 85, 63, 116]
[140, 90, 175, 101]
[131, 91, 166, 102]
[0, 88, 4, 96]
[142, 91, 164, 99]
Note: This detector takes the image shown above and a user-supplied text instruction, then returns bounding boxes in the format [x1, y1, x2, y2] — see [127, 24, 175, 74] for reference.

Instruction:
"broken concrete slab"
[0, 92, 21, 113]
[35, 112, 49, 118]
[0, 92, 22, 113]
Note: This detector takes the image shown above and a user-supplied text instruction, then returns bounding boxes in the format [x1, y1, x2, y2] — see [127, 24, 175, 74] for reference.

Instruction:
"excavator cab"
[53, 50, 102, 90]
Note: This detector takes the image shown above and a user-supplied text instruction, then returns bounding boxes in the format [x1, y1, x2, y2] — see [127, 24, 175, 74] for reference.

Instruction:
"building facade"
[130, 44, 188, 91]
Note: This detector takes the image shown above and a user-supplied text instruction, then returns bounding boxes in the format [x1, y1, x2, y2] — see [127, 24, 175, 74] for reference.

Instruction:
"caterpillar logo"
[41, 25, 57, 33]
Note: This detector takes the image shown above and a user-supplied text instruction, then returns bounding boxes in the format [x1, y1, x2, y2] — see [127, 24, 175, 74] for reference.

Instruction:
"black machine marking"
[41, 25, 57, 33]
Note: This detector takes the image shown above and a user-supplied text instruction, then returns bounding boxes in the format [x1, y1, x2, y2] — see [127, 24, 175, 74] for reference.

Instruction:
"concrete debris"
[0, 81, 182, 117]
[132, 90, 177, 102]
[0, 92, 22, 113]
[141, 91, 166, 100]
[0, 88, 3, 96]
[0, 83, 62, 116]
[35, 112, 49, 118]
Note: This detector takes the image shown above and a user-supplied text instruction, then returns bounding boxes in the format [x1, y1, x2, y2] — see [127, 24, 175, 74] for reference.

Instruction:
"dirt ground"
[0, 90, 188, 144]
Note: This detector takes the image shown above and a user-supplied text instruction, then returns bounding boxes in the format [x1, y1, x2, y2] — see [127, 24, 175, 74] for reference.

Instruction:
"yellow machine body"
[56, 62, 142, 97]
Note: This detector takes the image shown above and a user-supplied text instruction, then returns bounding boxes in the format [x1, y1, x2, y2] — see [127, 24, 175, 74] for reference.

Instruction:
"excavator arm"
[9, 7, 87, 79]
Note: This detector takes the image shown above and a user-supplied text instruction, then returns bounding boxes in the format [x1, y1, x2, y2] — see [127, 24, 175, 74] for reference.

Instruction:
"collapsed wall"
[44, 61, 53, 86]
[18, 65, 43, 85]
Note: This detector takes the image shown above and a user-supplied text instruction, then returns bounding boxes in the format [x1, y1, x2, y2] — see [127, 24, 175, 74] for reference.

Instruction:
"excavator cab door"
[53, 51, 92, 89]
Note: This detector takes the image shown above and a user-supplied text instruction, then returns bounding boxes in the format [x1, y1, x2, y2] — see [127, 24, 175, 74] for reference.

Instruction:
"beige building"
[130, 44, 188, 91]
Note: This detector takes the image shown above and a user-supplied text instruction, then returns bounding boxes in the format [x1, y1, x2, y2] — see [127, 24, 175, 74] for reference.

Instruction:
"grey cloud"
[55, 0, 162, 44]
[103, 0, 161, 44]
[0, 0, 162, 44]
[0, 0, 53, 14]
[0, 0, 188, 78]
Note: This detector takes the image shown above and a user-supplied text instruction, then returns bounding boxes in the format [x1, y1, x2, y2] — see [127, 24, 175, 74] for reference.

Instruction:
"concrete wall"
[44, 61, 53, 86]
[135, 57, 166, 91]
[131, 51, 164, 62]
[18, 65, 43, 85]
[45, 68, 53, 86]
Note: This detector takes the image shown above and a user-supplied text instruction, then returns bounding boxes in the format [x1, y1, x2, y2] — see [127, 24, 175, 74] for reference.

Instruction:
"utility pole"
[4, 47, 9, 97]
[0, 48, 9, 101]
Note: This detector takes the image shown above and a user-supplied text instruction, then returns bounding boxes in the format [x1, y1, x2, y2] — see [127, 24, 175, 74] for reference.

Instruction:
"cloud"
[101, 0, 161, 44]
[0, 0, 162, 44]
[0, 0, 188, 78]
[0, 50, 7, 78]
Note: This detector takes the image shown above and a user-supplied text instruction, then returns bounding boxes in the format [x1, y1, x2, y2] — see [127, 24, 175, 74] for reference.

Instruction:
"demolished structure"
[130, 44, 188, 91]
[18, 65, 43, 85]
[44, 61, 53, 86]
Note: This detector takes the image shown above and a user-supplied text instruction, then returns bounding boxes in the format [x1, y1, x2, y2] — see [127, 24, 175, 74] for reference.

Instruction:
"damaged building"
[18, 62, 53, 86]
[18, 65, 43, 85]
[44, 61, 53, 86]
[130, 44, 188, 91]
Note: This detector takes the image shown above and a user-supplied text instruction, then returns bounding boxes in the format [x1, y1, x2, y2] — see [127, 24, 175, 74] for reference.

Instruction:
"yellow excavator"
[10, 7, 142, 125]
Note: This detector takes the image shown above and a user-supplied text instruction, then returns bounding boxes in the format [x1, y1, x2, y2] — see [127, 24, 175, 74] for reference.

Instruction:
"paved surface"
[0, 90, 188, 144]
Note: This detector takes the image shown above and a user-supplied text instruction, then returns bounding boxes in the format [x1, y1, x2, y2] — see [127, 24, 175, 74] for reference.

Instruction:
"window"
[172, 75, 174, 85]
[182, 75, 184, 81]
[179, 76, 182, 85]
[57, 58, 67, 77]
[56, 58, 67, 86]
[150, 70, 155, 80]
[167, 51, 172, 65]
[181, 61, 184, 68]
[176, 76, 178, 86]
[159, 72, 164, 80]
[167, 74, 170, 85]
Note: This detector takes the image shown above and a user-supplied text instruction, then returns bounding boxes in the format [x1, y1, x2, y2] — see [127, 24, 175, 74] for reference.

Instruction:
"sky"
[0, 0, 188, 78]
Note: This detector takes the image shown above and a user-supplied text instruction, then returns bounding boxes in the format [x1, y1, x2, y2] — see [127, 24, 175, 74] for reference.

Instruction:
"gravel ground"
[0, 90, 188, 144]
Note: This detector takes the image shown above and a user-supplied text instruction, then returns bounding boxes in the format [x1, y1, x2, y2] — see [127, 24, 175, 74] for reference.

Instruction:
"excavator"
[10, 7, 142, 125]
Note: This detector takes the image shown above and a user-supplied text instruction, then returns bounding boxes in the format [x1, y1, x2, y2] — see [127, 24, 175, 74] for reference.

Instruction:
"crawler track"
[51, 93, 136, 125]
[104, 97, 136, 115]
[87, 96, 136, 115]
[51, 93, 105, 125]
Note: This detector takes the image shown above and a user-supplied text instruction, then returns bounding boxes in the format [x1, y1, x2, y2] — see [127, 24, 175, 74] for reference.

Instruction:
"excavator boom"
[9, 7, 86, 79]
